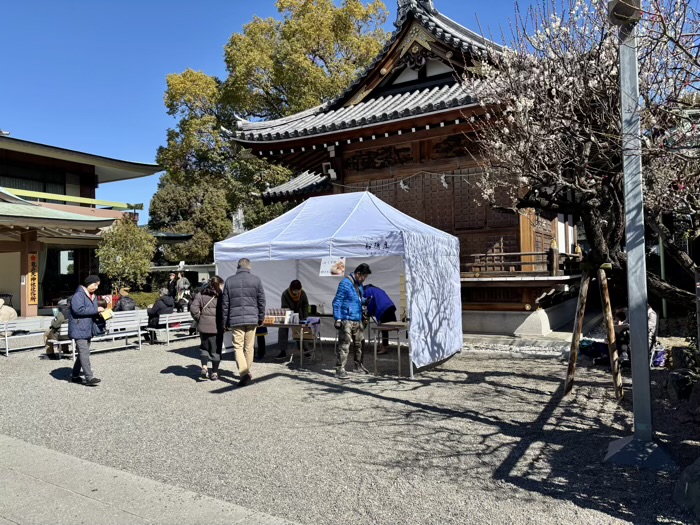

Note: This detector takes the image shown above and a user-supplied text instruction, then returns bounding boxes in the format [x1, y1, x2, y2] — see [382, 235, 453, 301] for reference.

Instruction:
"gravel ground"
[0, 337, 697, 525]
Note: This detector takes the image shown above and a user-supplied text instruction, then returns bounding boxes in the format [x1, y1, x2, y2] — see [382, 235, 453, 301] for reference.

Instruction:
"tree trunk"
[647, 272, 695, 308]
[647, 216, 697, 280]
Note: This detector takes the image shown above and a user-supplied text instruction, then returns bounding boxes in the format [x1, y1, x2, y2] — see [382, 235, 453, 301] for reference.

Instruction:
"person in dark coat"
[113, 287, 136, 312]
[167, 272, 177, 299]
[68, 275, 104, 386]
[363, 284, 397, 354]
[220, 258, 266, 387]
[190, 276, 224, 380]
[276, 279, 310, 360]
[146, 288, 175, 342]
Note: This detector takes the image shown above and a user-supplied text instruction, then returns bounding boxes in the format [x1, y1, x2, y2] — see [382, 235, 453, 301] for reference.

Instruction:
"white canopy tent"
[214, 192, 462, 372]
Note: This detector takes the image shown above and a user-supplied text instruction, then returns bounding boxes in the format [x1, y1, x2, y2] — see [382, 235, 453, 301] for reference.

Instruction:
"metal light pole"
[604, 0, 675, 470]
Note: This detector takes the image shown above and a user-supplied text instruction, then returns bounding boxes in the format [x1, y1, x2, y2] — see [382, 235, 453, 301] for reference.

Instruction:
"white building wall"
[0, 253, 21, 314]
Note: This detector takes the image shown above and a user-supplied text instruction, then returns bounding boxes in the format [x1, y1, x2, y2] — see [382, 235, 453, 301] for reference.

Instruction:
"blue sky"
[0, 0, 517, 224]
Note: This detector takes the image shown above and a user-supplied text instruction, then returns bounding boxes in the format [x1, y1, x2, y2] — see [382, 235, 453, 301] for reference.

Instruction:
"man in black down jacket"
[147, 288, 175, 342]
[221, 258, 266, 386]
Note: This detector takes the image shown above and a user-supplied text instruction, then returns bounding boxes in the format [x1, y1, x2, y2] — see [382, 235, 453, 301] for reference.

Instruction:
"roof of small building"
[233, 0, 496, 144]
[0, 136, 161, 184]
[0, 187, 115, 229]
[262, 171, 331, 203]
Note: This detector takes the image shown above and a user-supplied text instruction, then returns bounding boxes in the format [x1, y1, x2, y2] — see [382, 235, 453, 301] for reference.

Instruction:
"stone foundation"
[463, 297, 577, 337]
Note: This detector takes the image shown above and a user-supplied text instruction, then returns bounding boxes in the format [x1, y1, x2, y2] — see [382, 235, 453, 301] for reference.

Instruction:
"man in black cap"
[332, 263, 371, 379]
[68, 275, 104, 386]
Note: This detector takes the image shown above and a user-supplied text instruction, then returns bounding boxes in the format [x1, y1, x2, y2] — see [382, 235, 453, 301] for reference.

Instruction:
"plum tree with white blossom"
[462, 0, 700, 306]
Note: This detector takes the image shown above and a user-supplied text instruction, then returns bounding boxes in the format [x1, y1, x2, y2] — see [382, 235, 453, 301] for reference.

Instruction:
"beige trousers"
[233, 325, 257, 378]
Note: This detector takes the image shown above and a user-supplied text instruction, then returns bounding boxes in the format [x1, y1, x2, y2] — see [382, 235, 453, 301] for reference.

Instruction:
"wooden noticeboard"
[27, 252, 38, 305]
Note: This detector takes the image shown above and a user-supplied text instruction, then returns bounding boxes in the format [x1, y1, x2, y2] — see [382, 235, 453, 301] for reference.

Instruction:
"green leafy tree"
[153, 0, 388, 261]
[149, 176, 234, 264]
[224, 0, 388, 119]
[96, 218, 157, 290]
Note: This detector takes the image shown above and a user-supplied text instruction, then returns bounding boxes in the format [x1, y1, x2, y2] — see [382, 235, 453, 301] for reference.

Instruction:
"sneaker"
[238, 374, 251, 387]
[70, 376, 83, 384]
[354, 363, 369, 374]
[336, 369, 349, 379]
[210, 372, 219, 381]
[200, 367, 208, 380]
[85, 377, 101, 386]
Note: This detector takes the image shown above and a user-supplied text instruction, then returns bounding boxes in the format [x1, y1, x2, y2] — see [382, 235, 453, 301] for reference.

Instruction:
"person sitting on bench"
[146, 288, 174, 342]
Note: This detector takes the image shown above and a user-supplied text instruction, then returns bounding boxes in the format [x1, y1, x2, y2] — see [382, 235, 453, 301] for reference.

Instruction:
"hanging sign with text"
[319, 257, 346, 277]
[27, 252, 39, 305]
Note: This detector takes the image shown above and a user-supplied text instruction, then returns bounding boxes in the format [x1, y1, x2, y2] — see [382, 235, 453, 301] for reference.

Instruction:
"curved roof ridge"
[238, 103, 329, 132]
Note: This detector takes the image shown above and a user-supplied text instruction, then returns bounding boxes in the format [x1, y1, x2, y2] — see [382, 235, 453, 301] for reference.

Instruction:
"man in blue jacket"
[69, 275, 104, 386]
[332, 263, 371, 379]
[363, 284, 397, 354]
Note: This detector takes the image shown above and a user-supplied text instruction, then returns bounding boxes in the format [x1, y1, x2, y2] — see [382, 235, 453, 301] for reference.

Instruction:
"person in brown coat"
[190, 275, 224, 380]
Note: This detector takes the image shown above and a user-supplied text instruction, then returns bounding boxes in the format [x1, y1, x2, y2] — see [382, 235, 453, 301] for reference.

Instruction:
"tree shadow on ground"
[275, 367, 694, 524]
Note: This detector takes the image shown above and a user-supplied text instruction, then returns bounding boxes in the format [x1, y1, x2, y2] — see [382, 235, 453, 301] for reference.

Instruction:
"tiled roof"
[233, 1, 497, 144]
[235, 83, 475, 143]
[262, 171, 331, 202]
[330, 1, 501, 110]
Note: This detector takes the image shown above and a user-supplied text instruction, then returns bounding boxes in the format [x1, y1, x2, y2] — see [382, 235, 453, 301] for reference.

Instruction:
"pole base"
[604, 435, 677, 471]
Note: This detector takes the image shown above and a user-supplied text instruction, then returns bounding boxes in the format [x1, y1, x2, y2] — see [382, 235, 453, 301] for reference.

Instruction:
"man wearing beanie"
[68, 274, 104, 386]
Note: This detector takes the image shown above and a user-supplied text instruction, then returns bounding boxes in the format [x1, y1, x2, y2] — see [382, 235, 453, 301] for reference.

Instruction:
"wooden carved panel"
[345, 145, 413, 172]
[431, 135, 473, 160]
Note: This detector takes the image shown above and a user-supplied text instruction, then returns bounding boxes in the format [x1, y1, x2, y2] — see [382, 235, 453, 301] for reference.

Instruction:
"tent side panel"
[403, 232, 462, 368]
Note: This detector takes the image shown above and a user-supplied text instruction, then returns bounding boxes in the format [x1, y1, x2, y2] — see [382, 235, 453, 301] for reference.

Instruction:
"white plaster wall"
[462, 297, 577, 337]
[557, 214, 566, 253]
[0, 253, 21, 314]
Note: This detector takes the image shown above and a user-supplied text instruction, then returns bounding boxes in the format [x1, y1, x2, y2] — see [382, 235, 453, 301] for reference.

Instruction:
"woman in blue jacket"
[68, 275, 104, 386]
[363, 284, 397, 354]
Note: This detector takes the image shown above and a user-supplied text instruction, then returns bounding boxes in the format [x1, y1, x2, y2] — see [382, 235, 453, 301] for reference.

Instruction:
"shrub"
[129, 292, 160, 309]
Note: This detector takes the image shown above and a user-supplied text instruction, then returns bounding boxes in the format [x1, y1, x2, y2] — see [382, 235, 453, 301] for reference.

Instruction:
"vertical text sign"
[28, 252, 38, 305]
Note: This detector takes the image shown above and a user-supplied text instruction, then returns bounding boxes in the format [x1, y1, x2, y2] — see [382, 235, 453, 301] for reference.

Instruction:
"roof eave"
[232, 103, 478, 146]
[0, 136, 162, 184]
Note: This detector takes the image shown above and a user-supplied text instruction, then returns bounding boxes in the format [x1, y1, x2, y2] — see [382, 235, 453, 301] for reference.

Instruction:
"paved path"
[0, 434, 299, 525]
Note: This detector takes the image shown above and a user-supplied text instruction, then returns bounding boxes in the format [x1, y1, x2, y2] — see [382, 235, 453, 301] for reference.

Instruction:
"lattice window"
[396, 173, 426, 222]
[453, 168, 486, 230]
[423, 173, 453, 231]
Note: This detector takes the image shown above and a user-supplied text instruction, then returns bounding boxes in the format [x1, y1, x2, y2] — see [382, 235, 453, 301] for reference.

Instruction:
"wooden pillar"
[19, 231, 41, 317]
[598, 266, 623, 399]
[564, 271, 591, 395]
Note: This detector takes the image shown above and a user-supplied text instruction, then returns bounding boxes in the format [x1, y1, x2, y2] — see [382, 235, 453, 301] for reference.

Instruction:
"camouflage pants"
[336, 320, 363, 372]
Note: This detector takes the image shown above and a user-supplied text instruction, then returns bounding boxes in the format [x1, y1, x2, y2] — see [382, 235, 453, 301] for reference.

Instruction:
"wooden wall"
[341, 134, 520, 265]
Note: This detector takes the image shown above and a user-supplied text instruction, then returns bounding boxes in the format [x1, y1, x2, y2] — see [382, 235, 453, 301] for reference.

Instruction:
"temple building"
[230, 0, 581, 336]
[0, 135, 160, 316]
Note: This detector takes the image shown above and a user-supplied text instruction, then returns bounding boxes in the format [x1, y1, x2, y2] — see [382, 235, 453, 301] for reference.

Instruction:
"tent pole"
[408, 322, 414, 379]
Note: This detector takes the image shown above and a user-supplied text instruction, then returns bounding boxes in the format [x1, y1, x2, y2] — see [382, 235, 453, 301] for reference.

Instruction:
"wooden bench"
[49, 310, 149, 360]
[151, 312, 196, 346]
[0, 318, 53, 357]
